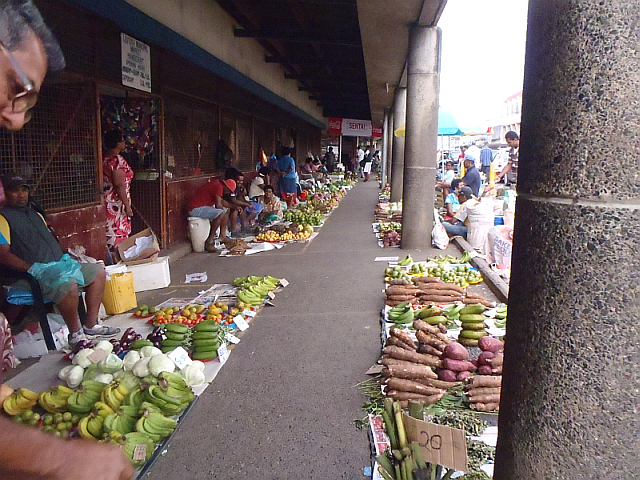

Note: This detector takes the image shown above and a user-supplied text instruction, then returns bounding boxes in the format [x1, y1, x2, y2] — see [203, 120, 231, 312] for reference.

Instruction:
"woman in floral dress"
[103, 129, 134, 252]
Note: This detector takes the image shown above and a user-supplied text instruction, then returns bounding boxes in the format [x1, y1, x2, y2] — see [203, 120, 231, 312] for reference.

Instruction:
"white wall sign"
[121, 33, 151, 92]
[341, 118, 372, 137]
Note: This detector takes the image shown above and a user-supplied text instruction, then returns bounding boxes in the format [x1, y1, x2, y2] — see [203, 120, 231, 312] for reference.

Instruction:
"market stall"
[1, 275, 290, 477]
[359, 253, 507, 480]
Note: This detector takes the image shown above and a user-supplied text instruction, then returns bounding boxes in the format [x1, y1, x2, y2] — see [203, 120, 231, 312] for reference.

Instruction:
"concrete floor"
[137, 180, 462, 480]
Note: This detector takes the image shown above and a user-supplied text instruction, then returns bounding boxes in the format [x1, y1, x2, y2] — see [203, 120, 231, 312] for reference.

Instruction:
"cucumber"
[193, 323, 219, 333]
[191, 350, 219, 360]
[192, 339, 220, 348]
[131, 340, 154, 350]
[164, 323, 189, 334]
[160, 339, 185, 347]
[191, 331, 218, 340]
[164, 332, 187, 341]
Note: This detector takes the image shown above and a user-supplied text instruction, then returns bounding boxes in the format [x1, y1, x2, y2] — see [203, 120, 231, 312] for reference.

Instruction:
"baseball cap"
[464, 153, 476, 162]
[459, 186, 473, 197]
[223, 179, 237, 191]
[1, 173, 30, 191]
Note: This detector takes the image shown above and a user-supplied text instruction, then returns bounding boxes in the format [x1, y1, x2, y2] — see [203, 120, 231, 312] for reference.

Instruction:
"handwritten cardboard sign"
[402, 412, 468, 472]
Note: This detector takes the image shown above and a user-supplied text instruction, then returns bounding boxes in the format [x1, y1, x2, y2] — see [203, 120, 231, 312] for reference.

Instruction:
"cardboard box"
[12, 316, 69, 358]
[102, 271, 137, 314]
[127, 256, 171, 292]
[116, 228, 160, 265]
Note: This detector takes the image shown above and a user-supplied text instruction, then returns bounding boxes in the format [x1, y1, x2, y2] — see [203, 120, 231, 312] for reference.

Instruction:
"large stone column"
[381, 111, 389, 185]
[401, 25, 440, 249]
[494, 1, 640, 478]
[390, 88, 406, 202]
[385, 110, 394, 187]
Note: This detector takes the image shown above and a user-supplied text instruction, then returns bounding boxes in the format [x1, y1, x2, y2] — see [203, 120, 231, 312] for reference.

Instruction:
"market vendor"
[248, 167, 269, 202]
[461, 155, 481, 197]
[188, 177, 236, 251]
[444, 178, 463, 219]
[443, 186, 474, 239]
[259, 185, 283, 223]
[0, 174, 118, 346]
[225, 168, 260, 235]
[276, 146, 298, 207]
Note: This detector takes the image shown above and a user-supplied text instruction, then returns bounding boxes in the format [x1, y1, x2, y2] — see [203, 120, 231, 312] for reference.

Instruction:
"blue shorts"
[188, 206, 228, 220]
[247, 201, 263, 214]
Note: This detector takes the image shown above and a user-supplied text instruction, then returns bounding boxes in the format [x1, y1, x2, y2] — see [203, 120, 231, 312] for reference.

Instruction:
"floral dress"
[103, 154, 134, 250]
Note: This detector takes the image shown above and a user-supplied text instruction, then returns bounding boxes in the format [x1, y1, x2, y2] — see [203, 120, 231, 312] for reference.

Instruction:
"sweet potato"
[387, 390, 445, 405]
[417, 343, 443, 356]
[382, 363, 437, 381]
[478, 336, 504, 353]
[471, 359, 479, 368]
[456, 371, 471, 381]
[414, 377, 461, 390]
[386, 377, 445, 396]
[443, 342, 469, 361]
[467, 387, 501, 398]
[420, 282, 465, 294]
[412, 276, 440, 284]
[418, 288, 465, 298]
[468, 375, 503, 388]
[477, 351, 496, 365]
[477, 365, 493, 375]
[412, 319, 440, 335]
[390, 328, 417, 349]
[379, 356, 408, 366]
[385, 336, 416, 351]
[387, 294, 417, 301]
[437, 323, 448, 334]
[419, 294, 465, 303]
[487, 352, 503, 366]
[437, 369, 457, 382]
[382, 346, 442, 367]
[443, 357, 477, 372]
[389, 278, 412, 286]
[468, 394, 501, 404]
[470, 402, 500, 412]
[386, 298, 418, 307]
[491, 365, 503, 375]
[463, 296, 494, 307]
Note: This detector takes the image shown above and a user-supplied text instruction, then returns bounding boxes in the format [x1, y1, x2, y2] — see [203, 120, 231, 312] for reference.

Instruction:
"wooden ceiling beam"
[234, 28, 360, 47]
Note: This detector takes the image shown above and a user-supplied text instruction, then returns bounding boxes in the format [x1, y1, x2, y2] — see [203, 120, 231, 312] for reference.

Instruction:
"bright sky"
[438, 0, 529, 131]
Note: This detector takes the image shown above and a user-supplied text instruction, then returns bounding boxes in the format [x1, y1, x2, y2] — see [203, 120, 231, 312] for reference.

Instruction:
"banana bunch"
[443, 304, 464, 321]
[136, 407, 178, 442]
[100, 380, 129, 411]
[413, 306, 448, 325]
[387, 302, 414, 324]
[78, 411, 106, 440]
[161, 323, 189, 353]
[103, 404, 140, 435]
[67, 380, 105, 414]
[397, 255, 413, 266]
[122, 387, 145, 409]
[123, 432, 156, 467]
[38, 385, 74, 413]
[494, 304, 507, 328]
[142, 372, 194, 416]
[3, 387, 38, 416]
[457, 304, 488, 347]
[191, 320, 221, 360]
[233, 275, 280, 289]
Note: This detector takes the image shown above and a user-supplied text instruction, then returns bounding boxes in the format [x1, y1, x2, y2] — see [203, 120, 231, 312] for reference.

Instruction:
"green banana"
[460, 321, 486, 331]
[458, 337, 479, 347]
[459, 314, 486, 322]
[415, 306, 443, 319]
[459, 304, 486, 315]
[397, 255, 413, 266]
[458, 329, 488, 340]
[393, 309, 414, 324]
[495, 312, 507, 320]
[425, 315, 448, 325]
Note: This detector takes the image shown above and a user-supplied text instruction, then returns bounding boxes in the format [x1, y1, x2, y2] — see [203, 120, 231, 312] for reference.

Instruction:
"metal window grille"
[0, 79, 99, 210]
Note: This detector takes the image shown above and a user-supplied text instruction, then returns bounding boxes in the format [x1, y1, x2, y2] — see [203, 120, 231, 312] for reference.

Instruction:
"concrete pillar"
[494, 1, 640, 478]
[401, 26, 440, 249]
[385, 110, 394, 187]
[390, 88, 406, 202]
[381, 111, 389, 184]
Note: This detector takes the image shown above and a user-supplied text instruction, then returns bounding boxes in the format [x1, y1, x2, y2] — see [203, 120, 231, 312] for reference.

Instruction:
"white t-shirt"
[442, 169, 455, 185]
[357, 148, 365, 162]
[454, 198, 494, 252]
[248, 175, 265, 199]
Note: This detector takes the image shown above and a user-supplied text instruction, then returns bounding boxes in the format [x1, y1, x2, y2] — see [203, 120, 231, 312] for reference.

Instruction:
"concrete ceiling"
[357, 0, 447, 127]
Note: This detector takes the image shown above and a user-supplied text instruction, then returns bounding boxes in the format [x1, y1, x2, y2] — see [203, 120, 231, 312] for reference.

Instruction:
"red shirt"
[189, 178, 225, 211]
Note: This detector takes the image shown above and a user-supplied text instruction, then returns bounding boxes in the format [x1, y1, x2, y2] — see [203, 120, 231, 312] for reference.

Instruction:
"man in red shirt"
[188, 177, 236, 252]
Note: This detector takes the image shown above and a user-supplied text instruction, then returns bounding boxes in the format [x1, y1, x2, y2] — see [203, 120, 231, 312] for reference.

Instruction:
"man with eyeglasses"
[0, 2, 134, 479]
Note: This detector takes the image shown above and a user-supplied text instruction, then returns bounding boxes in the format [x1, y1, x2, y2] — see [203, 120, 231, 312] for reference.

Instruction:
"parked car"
[489, 143, 510, 173]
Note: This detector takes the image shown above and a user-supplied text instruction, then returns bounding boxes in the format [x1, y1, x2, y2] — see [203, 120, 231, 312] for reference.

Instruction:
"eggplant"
[146, 326, 165, 346]
[109, 339, 124, 355]
[120, 327, 138, 344]
[72, 339, 94, 354]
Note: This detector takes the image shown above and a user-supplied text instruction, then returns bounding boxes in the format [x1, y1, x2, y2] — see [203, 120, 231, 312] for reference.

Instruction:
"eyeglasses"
[0, 41, 38, 115]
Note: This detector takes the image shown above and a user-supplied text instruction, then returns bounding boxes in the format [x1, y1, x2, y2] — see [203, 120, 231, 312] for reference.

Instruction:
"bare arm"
[496, 162, 512, 181]
[0, 244, 31, 272]
[0, 417, 134, 480]
[112, 169, 133, 217]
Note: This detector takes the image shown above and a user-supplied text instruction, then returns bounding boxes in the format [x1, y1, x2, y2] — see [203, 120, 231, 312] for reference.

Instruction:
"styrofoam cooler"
[188, 217, 211, 252]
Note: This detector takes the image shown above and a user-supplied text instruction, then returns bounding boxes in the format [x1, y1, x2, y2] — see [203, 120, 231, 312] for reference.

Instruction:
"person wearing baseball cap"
[461, 154, 481, 197]
[188, 176, 237, 252]
[443, 186, 475, 240]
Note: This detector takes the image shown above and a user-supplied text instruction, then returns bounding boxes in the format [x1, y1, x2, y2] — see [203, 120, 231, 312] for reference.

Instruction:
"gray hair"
[0, 0, 65, 71]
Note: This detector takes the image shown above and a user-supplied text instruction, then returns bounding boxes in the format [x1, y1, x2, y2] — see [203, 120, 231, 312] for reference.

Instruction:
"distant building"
[489, 90, 522, 143]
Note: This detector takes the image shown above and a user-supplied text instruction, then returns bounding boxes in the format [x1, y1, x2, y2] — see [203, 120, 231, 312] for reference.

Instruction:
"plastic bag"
[27, 254, 84, 290]
[432, 209, 449, 249]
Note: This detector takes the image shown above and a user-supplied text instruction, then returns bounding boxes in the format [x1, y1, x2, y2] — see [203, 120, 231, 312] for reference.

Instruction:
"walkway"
[142, 181, 454, 479]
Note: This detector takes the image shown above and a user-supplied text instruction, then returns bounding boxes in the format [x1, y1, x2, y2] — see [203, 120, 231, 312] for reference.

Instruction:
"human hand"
[52, 440, 135, 480]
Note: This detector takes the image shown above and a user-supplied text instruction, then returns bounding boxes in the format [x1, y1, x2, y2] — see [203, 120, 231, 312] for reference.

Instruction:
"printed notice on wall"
[121, 33, 151, 92]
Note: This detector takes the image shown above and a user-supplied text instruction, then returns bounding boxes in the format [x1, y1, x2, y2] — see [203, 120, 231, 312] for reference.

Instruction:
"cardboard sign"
[167, 346, 192, 370]
[267, 291, 276, 300]
[234, 315, 249, 331]
[402, 412, 468, 472]
[217, 344, 230, 364]
[280, 278, 289, 287]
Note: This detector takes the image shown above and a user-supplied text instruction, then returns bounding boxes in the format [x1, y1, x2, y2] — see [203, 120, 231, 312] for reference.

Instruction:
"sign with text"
[328, 117, 343, 136]
[402, 412, 468, 472]
[372, 127, 383, 138]
[327, 117, 372, 137]
[121, 33, 151, 92]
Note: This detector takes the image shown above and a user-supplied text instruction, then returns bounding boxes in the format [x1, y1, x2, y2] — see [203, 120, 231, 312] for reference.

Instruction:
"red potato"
[443, 357, 477, 372]
[478, 336, 505, 353]
[477, 365, 493, 375]
[487, 352, 504, 366]
[477, 351, 496, 365]
[471, 359, 479, 368]
[443, 342, 469, 361]
[456, 371, 471, 382]
[437, 369, 457, 382]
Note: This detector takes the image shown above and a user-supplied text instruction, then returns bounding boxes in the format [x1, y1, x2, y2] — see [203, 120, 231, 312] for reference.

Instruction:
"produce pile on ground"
[255, 228, 312, 242]
[379, 222, 402, 247]
[283, 207, 324, 225]
[375, 202, 402, 223]
[384, 277, 494, 307]
[234, 275, 281, 307]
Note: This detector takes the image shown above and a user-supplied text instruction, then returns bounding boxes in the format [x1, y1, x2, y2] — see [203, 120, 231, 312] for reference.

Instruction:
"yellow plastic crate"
[102, 271, 137, 314]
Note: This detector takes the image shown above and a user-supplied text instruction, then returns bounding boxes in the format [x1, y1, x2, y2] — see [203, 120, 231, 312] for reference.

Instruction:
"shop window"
[0, 79, 98, 210]
[165, 99, 219, 178]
